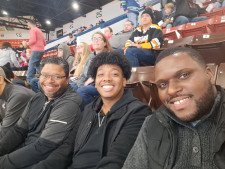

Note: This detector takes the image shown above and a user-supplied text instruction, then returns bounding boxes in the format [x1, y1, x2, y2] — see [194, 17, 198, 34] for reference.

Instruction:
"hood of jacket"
[58, 43, 71, 60]
[91, 89, 138, 116]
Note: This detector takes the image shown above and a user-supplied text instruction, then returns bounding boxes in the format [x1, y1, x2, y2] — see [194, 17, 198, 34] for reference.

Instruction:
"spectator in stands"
[68, 51, 151, 169]
[173, 0, 207, 26]
[0, 42, 20, 69]
[0, 57, 82, 168]
[122, 47, 225, 169]
[71, 42, 91, 80]
[58, 43, 74, 71]
[67, 33, 76, 46]
[75, 32, 113, 105]
[109, 20, 134, 51]
[98, 19, 105, 25]
[120, 0, 141, 27]
[206, 0, 222, 13]
[0, 66, 34, 137]
[144, 3, 164, 24]
[159, 2, 175, 28]
[103, 26, 113, 40]
[125, 9, 164, 67]
[22, 20, 46, 85]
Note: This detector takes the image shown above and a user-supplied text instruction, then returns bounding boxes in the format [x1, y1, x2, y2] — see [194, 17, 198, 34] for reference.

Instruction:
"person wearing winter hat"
[57, 43, 74, 71]
[124, 9, 164, 67]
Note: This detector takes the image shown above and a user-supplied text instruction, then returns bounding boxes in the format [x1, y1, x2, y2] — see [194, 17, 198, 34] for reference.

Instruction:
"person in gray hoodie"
[57, 43, 74, 71]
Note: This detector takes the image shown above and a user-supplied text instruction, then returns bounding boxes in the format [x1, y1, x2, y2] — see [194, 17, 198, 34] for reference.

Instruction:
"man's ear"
[206, 66, 215, 84]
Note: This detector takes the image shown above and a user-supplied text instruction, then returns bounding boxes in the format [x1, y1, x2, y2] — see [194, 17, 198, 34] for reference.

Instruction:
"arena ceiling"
[0, 0, 114, 31]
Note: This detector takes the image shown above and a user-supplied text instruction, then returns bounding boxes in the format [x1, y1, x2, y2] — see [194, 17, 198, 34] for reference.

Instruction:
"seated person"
[0, 42, 20, 69]
[103, 26, 113, 40]
[158, 2, 175, 28]
[0, 57, 82, 168]
[0, 66, 34, 137]
[125, 9, 164, 67]
[68, 51, 151, 169]
[70, 42, 91, 79]
[30, 43, 74, 93]
[57, 43, 74, 71]
[173, 0, 207, 26]
[109, 20, 134, 52]
[123, 47, 225, 168]
[71, 32, 113, 105]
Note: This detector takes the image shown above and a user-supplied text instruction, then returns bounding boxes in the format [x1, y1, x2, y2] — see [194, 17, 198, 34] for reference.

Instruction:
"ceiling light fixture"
[2, 10, 8, 16]
[46, 20, 51, 25]
[72, 2, 79, 10]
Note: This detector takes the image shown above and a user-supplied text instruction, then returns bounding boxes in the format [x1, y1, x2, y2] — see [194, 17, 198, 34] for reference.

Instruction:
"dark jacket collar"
[91, 89, 138, 118]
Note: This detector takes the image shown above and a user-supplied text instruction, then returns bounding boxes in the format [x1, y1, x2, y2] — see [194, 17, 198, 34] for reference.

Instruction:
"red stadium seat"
[178, 19, 211, 38]
[186, 33, 225, 64]
[208, 15, 225, 33]
[201, 8, 223, 18]
[162, 24, 185, 40]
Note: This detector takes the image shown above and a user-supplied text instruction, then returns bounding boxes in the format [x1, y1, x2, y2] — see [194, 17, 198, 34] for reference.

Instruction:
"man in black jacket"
[0, 57, 82, 169]
[122, 47, 225, 168]
[173, 0, 207, 26]
[68, 51, 151, 169]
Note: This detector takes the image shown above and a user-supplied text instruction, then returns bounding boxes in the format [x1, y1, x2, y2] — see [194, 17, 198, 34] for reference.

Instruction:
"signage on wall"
[96, 10, 102, 18]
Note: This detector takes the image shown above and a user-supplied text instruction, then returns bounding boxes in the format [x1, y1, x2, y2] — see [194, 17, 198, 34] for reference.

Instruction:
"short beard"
[190, 83, 216, 122]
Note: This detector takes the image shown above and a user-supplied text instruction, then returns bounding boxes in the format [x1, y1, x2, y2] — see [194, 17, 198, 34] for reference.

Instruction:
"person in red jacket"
[23, 20, 46, 84]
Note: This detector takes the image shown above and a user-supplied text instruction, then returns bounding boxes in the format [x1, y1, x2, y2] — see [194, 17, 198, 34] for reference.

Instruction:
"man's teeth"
[173, 97, 190, 105]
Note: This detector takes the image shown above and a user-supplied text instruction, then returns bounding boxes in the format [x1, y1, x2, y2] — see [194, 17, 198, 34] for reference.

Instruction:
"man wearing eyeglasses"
[0, 57, 83, 169]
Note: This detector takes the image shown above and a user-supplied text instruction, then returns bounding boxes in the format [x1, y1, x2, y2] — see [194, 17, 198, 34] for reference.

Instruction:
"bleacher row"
[126, 63, 225, 111]
[163, 12, 225, 40]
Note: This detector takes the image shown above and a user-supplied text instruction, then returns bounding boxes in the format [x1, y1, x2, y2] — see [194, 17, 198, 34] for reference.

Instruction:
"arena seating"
[186, 33, 225, 64]
[177, 19, 212, 38]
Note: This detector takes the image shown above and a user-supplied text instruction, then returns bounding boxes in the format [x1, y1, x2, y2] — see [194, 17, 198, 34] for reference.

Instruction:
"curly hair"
[88, 51, 131, 80]
[40, 56, 70, 77]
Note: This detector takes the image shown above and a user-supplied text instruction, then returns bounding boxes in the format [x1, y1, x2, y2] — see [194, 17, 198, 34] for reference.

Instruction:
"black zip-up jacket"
[175, 0, 206, 19]
[69, 90, 152, 169]
[0, 86, 82, 169]
[122, 86, 225, 169]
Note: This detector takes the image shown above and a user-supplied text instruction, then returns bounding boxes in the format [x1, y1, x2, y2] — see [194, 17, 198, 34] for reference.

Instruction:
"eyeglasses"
[40, 73, 66, 80]
[92, 37, 104, 42]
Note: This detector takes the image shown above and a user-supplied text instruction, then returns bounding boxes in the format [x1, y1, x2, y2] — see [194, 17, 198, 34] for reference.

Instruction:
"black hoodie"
[69, 89, 151, 169]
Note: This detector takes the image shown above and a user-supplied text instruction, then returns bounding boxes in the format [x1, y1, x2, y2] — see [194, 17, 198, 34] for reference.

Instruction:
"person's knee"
[173, 16, 189, 26]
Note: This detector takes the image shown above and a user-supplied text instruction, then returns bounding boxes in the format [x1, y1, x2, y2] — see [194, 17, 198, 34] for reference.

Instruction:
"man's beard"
[191, 83, 216, 122]
[167, 82, 216, 122]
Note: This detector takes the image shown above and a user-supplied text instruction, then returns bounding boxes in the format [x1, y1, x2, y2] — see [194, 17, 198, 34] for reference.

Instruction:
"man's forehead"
[155, 53, 200, 79]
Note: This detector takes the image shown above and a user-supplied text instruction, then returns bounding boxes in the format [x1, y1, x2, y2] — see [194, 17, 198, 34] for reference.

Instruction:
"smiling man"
[122, 47, 225, 169]
[68, 51, 151, 169]
[0, 57, 82, 169]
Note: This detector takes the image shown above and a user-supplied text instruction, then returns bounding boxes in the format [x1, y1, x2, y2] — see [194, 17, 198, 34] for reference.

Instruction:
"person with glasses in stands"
[0, 57, 82, 169]
[70, 31, 113, 105]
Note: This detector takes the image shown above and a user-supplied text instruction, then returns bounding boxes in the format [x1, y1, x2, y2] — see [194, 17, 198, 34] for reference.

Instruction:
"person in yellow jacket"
[124, 9, 164, 67]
